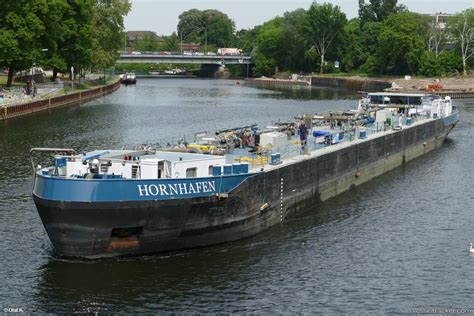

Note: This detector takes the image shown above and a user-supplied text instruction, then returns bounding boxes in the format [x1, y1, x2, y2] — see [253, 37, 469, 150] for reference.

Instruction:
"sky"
[125, 0, 474, 35]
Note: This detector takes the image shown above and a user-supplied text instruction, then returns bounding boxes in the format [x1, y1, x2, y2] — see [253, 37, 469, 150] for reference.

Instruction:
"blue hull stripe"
[34, 173, 254, 202]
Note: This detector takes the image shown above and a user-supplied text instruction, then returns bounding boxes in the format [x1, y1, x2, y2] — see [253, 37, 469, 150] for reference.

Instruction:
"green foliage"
[281, 9, 308, 71]
[341, 19, 365, 72]
[253, 19, 285, 76]
[204, 10, 236, 48]
[0, 0, 130, 86]
[236, 26, 261, 55]
[419, 51, 462, 76]
[177, 9, 236, 49]
[371, 12, 429, 75]
[0, 0, 46, 85]
[164, 33, 180, 52]
[133, 34, 161, 52]
[358, 0, 407, 25]
[447, 9, 474, 75]
[252, 10, 309, 77]
[91, 0, 131, 70]
[301, 2, 347, 73]
[59, 0, 95, 73]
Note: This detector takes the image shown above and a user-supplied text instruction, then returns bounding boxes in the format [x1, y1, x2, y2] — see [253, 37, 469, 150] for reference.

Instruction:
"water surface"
[0, 79, 472, 313]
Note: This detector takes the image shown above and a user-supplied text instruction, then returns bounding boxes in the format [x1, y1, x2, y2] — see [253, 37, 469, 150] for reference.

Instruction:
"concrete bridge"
[117, 53, 253, 65]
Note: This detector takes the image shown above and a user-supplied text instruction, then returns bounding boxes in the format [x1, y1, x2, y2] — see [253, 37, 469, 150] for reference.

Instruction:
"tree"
[447, 9, 474, 76]
[177, 9, 203, 44]
[301, 2, 347, 74]
[358, 0, 407, 26]
[163, 33, 180, 52]
[253, 18, 285, 76]
[91, 0, 131, 71]
[251, 9, 309, 76]
[236, 26, 261, 55]
[427, 20, 446, 59]
[39, 0, 70, 81]
[177, 9, 235, 50]
[281, 9, 307, 72]
[132, 34, 161, 52]
[202, 9, 236, 48]
[57, 0, 95, 79]
[341, 19, 366, 72]
[0, 1, 46, 86]
[372, 12, 429, 75]
[419, 51, 462, 76]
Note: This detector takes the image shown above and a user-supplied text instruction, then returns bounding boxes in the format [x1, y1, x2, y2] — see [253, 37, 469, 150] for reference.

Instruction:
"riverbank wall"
[310, 76, 391, 92]
[246, 77, 311, 89]
[247, 75, 474, 99]
[246, 75, 389, 92]
[1, 79, 120, 120]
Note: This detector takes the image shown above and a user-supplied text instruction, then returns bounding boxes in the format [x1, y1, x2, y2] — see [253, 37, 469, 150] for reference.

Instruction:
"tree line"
[131, 9, 237, 54]
[133, 1, 473, 77]
[240, 1, 474, 77]
[0, 0, 131, 86]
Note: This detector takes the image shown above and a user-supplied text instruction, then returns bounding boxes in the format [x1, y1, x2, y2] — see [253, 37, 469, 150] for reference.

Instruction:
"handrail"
[29, 148, 76, 184]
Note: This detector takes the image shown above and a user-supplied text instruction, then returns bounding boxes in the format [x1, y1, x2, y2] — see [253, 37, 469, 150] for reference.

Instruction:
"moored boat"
[31, 92, 459, 259]
[120, 72, 136, 85]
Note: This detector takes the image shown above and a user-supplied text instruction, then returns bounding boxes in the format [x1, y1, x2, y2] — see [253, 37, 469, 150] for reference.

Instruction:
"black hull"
[34, 117, 457, 259]
[120, 79, 136, 85]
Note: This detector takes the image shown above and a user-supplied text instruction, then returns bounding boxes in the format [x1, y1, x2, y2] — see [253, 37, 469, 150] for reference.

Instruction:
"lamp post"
[205, 29, 207, 54]
[180, 32, 183, 54]
[71, 66, 74, 90]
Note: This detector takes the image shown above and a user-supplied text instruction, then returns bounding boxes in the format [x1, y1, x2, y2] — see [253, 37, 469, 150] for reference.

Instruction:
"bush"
[419, 52, 462, 77]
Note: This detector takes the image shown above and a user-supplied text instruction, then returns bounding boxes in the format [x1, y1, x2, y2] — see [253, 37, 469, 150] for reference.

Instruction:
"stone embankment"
[246, 75, 311, 88]
[246, 75, 390, 91]
[0, 79, 120, 120]
[247, 74, 474, 98]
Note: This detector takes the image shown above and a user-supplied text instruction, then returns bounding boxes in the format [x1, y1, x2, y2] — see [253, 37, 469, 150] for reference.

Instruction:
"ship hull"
[33, 113, 458, 259]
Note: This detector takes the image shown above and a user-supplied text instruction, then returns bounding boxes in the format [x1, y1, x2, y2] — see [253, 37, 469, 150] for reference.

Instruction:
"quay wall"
[246, 76, 390, 92]
[245, 78, 311, 89]
[1, 79, 121, 120]
[247, 76, 473, 99]
[310, 76, 391, 92]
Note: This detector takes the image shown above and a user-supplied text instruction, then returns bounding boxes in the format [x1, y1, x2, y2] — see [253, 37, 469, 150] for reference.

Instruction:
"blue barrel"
[232, 163, 241, 174]
[240, 163, 249, 174]
[406, 117, 412, 125]
[358, 130, 367, 139]
[223, 164, 232, 175]
[212, 165, 222, 176]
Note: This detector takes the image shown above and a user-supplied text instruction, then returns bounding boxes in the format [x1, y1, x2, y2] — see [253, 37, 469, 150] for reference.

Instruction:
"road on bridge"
[117, 53, 253, 65]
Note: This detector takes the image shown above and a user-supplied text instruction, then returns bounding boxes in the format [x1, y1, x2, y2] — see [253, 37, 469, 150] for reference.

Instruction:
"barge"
[31, 93, 459, 259]
[119, 72, 136, 85]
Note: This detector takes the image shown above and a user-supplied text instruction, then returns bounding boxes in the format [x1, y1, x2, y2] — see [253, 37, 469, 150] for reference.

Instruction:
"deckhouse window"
[186, 167, 197, 178]
[131, 165, 140, 179]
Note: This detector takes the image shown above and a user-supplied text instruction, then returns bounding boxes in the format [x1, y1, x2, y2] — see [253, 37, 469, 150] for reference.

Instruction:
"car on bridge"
[159, 51, 171, 55]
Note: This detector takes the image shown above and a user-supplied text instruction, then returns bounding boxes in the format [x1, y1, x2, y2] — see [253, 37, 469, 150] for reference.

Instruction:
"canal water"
[0, 79, 473, 314]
